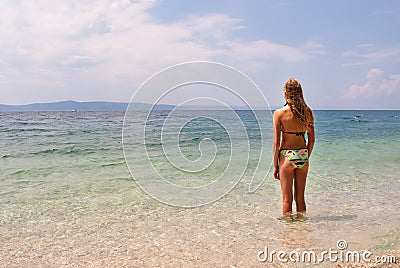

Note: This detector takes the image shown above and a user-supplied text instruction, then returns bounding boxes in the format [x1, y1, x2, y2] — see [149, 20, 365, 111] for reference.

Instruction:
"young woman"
[273, 78, 315, 219]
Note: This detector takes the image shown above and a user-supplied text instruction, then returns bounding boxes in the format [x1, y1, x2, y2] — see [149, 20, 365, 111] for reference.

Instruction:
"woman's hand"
[274, 167, 279, 180]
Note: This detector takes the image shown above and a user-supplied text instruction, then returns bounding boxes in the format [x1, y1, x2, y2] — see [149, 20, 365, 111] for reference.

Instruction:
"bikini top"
[282, 130, 305, 137]
[281, 130, 306, 143]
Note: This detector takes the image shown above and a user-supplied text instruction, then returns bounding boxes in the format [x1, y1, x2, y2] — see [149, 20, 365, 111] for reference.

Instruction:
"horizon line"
[0, 100, 398, 111]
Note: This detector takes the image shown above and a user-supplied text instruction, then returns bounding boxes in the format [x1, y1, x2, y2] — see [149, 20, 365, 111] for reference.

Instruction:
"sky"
[0, 0, 399, 109]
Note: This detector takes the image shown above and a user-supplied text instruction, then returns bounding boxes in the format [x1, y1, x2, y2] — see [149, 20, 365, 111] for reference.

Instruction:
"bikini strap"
[281, 130, 306, 143]
[281, 130, 305, 137]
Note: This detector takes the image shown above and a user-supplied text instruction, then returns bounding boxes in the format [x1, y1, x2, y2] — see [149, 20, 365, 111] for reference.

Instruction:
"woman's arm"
[272, 110, 281, 179]
[307, 110, 315, 157]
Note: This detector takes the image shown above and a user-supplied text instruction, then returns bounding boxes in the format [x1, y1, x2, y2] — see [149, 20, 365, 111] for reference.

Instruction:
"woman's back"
[277, 106, 308, 149]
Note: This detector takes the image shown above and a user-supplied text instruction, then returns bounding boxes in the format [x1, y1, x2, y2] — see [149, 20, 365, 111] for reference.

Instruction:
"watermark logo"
[257, 239, 397, 265]
[122, 61, 273, 207]
[336, 239, 348, 251]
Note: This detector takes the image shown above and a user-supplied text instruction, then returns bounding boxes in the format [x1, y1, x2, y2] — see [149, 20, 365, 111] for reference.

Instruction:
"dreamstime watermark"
[122, 61, 273, 207]
[257, 239, 397, 265]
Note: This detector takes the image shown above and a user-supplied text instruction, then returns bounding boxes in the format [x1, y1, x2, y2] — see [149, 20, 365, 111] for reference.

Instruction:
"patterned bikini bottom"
[280, 148, 309, 168]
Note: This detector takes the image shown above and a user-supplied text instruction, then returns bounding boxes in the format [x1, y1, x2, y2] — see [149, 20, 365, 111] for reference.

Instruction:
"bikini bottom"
[280, 148, 309, 168]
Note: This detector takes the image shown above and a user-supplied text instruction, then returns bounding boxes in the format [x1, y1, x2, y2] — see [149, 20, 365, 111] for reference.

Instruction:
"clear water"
[0, 110, 399, 266]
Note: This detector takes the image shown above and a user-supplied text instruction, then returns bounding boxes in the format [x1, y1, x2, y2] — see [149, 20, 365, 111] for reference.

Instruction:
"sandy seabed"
[1, 184, 399, 268]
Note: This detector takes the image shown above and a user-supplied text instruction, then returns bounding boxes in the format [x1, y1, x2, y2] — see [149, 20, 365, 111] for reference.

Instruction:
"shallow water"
[0, 110, 399, 267]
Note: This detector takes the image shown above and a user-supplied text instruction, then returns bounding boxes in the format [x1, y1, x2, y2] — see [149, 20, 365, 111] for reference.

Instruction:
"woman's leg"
[293, 162, 309, 213]
[279, 154, 295, 215]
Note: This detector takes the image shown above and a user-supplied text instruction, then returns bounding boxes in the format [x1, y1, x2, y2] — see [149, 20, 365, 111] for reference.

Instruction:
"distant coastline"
[1, 101, 398, 112]
[0, 101, 171, 112]
[0, 100, 267, 112]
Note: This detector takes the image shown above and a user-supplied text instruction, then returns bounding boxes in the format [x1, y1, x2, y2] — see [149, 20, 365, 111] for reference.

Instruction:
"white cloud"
[0, 0, 324, 104]
[379, 74, 400, 95]
[220, 39, 320, 62]
[342, 44, 400, 66]
[346, 68, 400, 98]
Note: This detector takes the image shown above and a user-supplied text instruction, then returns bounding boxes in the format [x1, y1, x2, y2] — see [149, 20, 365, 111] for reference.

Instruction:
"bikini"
[280, 130, 309, 169]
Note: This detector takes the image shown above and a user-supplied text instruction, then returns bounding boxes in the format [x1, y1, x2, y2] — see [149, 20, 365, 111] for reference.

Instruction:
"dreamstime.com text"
[257, 240, 397, 265]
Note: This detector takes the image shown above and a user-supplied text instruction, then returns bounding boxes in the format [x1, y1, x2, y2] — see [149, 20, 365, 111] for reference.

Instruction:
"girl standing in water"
[273, 78, 315, 219]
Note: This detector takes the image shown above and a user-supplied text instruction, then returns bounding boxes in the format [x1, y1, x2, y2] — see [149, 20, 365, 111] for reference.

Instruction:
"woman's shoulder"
[273, 106, 290, 121]
[274, 106, 290, 114]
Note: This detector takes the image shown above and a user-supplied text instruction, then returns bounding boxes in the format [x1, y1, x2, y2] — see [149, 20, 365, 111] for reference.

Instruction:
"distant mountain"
[0, 100, 268, 112]
[0, 101, 175, 112]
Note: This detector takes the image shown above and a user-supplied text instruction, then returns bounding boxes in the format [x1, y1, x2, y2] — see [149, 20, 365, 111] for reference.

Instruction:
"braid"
[284, 78, 311, 131]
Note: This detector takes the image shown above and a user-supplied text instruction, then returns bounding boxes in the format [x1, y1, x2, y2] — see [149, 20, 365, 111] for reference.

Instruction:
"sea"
[0, 110, 399, 267]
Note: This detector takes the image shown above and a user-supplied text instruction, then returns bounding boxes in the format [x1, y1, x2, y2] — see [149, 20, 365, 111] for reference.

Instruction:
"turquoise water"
[0, 110, 399, 266]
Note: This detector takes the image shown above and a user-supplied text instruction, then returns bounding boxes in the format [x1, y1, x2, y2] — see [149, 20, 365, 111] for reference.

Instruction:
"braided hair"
[284, 78, 312, 131]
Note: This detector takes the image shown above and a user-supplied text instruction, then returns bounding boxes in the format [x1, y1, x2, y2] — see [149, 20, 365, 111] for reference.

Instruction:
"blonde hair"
[284, 78, 312, 131]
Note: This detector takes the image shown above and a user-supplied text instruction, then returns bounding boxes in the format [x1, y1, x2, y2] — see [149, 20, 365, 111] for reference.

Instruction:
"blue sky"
[1, 0, 399, 109]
